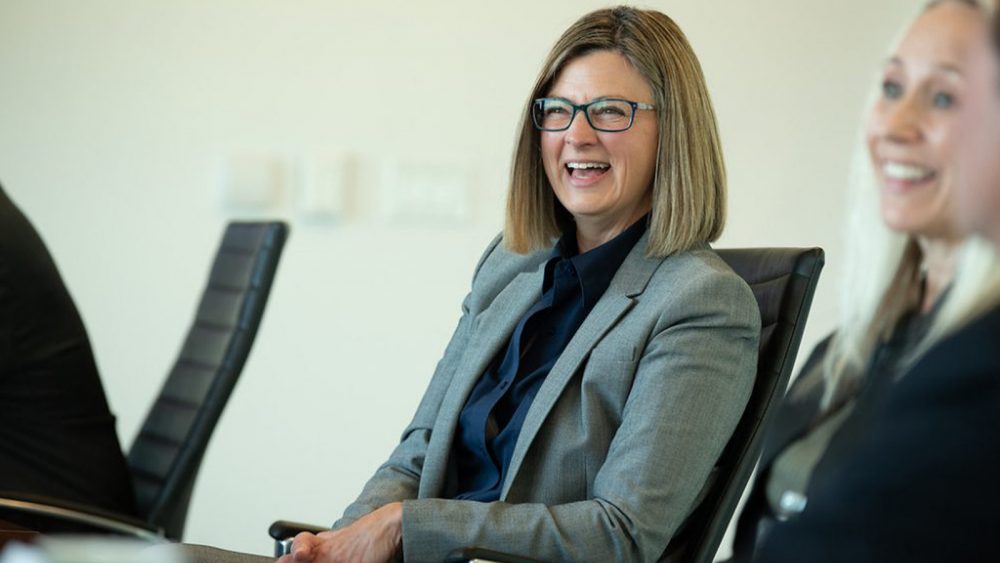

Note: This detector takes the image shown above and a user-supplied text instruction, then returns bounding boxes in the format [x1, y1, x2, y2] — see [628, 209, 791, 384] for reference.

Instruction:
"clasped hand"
[276, 502, 403, 563]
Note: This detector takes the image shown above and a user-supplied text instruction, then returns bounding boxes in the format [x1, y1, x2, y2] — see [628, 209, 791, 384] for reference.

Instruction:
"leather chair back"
[670, 247, 824, 563]
[127, 221, 288, 540]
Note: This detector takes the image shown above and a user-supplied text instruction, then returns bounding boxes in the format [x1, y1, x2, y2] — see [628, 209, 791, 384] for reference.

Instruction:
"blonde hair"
[822, 0, 1000, 405]
[504, 6, 725, 257]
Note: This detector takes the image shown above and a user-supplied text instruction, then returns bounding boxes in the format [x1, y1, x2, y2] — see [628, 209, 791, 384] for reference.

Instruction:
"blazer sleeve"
[332, 234, 503, 529]
[399, 266, 760, 562]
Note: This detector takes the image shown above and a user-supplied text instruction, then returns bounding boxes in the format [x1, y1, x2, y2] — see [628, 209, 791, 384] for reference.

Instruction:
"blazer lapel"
[501, 233, 663, 498]
[419, 262, 546, 497]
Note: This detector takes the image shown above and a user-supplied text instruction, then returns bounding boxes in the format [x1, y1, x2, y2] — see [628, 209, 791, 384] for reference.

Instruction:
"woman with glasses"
[728, 1, 1000, 561]
[186, 7, 758, 563]
[281, 6, 759, 562]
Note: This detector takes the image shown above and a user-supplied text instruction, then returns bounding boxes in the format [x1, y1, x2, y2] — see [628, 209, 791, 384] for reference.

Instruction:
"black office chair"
[666, 247, 824, 563]
[0, 221, 289, 541]
[270, 247, 824, 563]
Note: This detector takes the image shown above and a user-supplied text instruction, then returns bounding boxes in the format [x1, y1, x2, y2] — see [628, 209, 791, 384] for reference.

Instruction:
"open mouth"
[882, 161, 936, 184]
[566, 161, 611, 180]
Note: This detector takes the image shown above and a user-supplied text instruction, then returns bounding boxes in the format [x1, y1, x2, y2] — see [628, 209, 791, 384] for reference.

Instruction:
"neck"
[576, 225, 622, 254]
[573, 201, 651, 254]
[916, 235, 962, 314]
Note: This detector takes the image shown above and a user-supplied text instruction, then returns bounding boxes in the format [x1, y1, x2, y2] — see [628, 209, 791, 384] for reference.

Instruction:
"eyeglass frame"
[531, 97, 656, 132]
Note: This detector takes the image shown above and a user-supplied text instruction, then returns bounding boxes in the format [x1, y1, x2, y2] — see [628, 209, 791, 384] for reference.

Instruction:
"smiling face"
[868, 2, 1000, 242]
[540, 50, 659, 249]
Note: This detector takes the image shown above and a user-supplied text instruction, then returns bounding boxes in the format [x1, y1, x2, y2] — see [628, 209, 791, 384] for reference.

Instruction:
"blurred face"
[540, 50, 658, 245]
[868, 2, 1000, 242]
[951, 13, 1000, 247]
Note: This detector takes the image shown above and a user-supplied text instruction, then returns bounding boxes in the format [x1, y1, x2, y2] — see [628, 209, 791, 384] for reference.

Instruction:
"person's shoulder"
[472, 231, 550, 276]
[646, 245, 757, 314]
[0, 188, 64, 297]
[649, 245, 745, 288]
[619, 246, 761, 344]
[906, 303, 1000, 384]
[465, 231, 550, 296]
[951, 304, 1000, 348]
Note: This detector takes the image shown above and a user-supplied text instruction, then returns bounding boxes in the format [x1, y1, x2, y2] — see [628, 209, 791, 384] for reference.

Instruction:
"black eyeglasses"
[532, 97, 655, 132]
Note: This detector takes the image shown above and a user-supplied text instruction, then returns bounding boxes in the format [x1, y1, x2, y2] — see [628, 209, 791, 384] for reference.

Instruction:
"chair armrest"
[0, 493, 162, 541]
[445, 547, 548, 563]
[268, 520, 331, 557]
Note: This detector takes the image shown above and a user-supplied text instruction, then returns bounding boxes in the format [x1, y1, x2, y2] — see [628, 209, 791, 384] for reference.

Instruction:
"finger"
[291, 532, 316, 562]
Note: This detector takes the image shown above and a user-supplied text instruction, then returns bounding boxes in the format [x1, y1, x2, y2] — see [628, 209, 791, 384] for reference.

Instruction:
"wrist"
[383, 502, 403, 546]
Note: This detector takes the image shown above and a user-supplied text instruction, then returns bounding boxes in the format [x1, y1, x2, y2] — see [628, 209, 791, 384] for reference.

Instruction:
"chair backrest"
[670, 247, 824, 563]
[126, 221, 288, 540]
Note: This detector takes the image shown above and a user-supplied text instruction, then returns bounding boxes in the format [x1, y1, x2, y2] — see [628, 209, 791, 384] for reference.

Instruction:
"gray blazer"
[335, 232, 761, 562]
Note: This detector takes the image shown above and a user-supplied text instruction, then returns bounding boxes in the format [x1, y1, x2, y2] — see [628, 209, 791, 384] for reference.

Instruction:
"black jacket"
[756, 304, 1000, 562]
[729, 335, 833, 561]
[0, 185, 137, 517]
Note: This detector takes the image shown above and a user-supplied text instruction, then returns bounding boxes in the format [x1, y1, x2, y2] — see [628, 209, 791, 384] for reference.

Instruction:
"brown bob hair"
[504, 6, 726, 257]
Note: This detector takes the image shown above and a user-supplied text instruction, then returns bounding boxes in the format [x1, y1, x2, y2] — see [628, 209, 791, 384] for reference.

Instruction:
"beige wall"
[0, 0, 921, 557]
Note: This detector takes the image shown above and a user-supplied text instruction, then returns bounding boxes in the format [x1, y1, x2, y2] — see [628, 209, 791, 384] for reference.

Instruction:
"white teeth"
[883, 162, 933, 181]
[566, 162, 610, 170]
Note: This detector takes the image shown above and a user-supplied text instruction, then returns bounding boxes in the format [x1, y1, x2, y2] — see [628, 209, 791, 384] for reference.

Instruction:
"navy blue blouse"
[449, 216, 648, 501]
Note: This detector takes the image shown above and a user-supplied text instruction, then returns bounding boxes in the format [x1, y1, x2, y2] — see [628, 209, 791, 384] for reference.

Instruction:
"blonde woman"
[732, 1, 1000, 561]
[757, 3, 1000, 561]
[187, 6, 758, 563]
